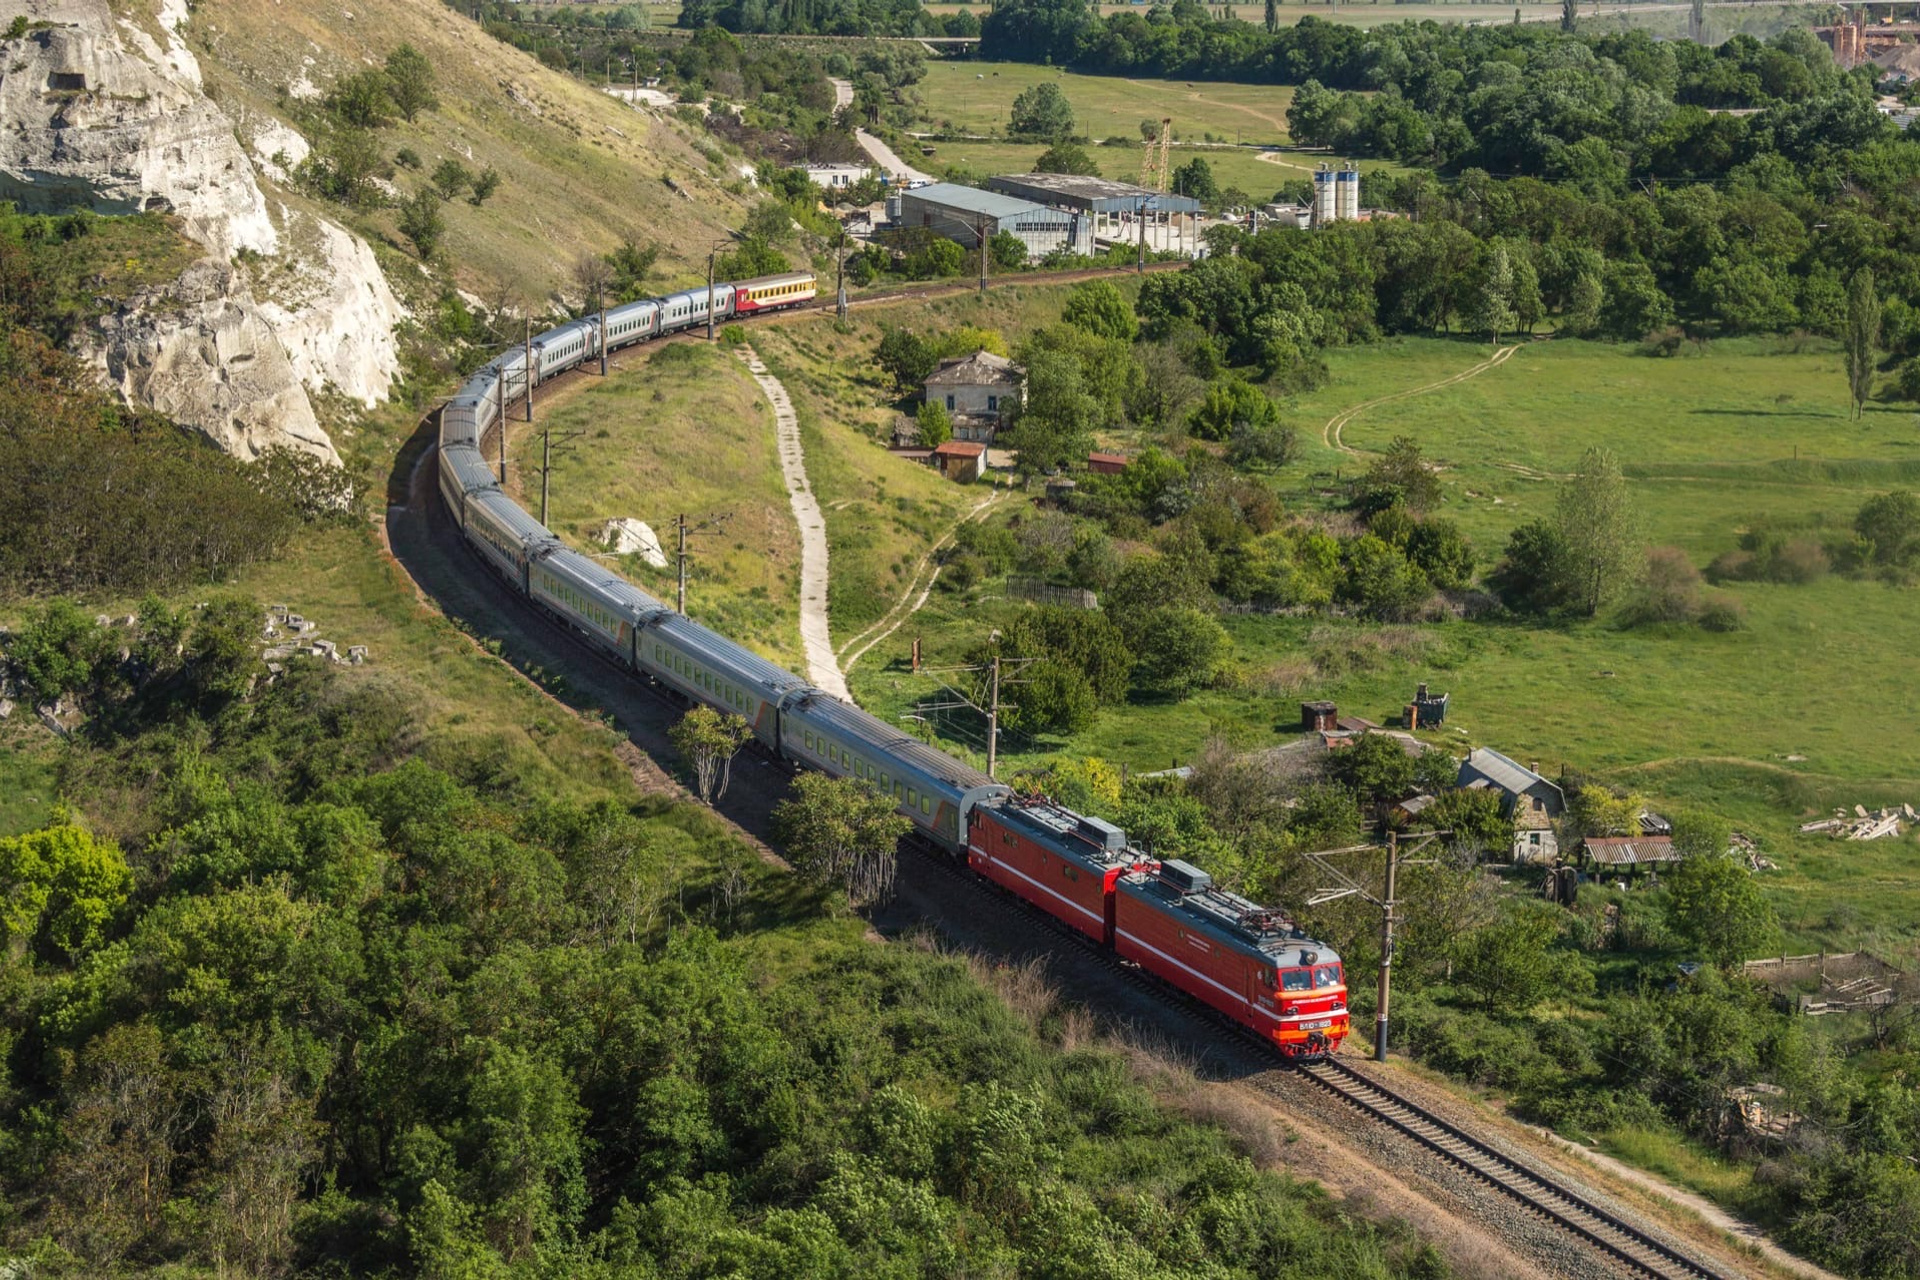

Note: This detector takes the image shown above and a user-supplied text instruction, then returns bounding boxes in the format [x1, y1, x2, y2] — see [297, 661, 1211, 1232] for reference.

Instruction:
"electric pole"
[1303, 829, 1445, 1063]
[706, 245, 719, 341]
[535, 424, 585, 527]
[977, 213, 989, 296]
[918, 650, 1033, 780]
[524, 317, 534, 423]
[672, 511, 732, 614]
[598, 290, 608, 376]
[835, 231, 849, 321]
[495, 367, 507, 483]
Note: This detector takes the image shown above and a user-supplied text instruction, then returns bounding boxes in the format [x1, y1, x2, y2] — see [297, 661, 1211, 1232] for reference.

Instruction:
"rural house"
[924, 350, 1024, 444]
[1457, 747, 1565, 863]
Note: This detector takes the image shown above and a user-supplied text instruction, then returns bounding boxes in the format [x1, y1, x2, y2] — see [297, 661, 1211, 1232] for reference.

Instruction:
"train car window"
[919, 796, 931, 816]
[906, 787, 917, 808]
[892, 782, 902, 800]
[1258, 967, 1275, 987]
[879, 773, 889, 790]
[1314, 965, 1342, 988]
[1281, 969, 1312, 991]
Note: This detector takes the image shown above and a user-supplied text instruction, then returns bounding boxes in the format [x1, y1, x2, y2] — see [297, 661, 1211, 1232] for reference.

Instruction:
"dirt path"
[1323, 342, 1522, 456]
[837, 491, 1008, 675]
[833, 78, 934, 184]
[738, 345, 851, 701]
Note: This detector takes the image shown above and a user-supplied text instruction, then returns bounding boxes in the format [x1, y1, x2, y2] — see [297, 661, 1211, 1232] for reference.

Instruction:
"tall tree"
[1665, 853, 1780, 966]
[773, 773, 912, 905]
[668, 706, 752, 804]
[1846, 266, 1880, 421]
[1473, 245, 1517, 347]
[1008, 81, 1074, 140]
[1265, 0, 1279, 33]
[1554, 445, 1639, 616]
[384, 43, 439, 122]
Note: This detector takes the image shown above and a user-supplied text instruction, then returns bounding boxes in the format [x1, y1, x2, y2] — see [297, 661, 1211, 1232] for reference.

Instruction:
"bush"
[398, 190, 445, 259]
[720, 323, 747, 347]
[394, 146, 422, 170]
[1698, 593, 1747, 631]
[1622, 545, 1702, 625]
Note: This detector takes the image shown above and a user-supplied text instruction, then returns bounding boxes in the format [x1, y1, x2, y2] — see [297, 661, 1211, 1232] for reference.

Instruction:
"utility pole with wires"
[494, 369, 507, 483]
[523, 318, 535, 423]
[534, 423, 585, 527]
[672, 511, 733, 615]
[915, 649, 1034, 779]
[1302, 829, 1446, 1063]
[598, 291, 608, 376]
[835, 230, 850, 322]
[976, 212, 990, 296]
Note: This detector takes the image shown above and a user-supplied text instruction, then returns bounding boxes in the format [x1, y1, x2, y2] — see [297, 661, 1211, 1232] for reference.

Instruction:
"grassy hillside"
[188, 0, 750, 306]
[504, 341, 807, 669]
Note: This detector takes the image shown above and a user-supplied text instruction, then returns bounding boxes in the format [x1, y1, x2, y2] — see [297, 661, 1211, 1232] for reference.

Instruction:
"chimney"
[1530, 761, 1541, 775]
[1417, 682, 1428, 700]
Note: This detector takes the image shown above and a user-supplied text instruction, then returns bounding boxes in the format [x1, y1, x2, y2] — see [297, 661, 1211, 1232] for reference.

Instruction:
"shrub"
[394, 146, 422, 170]
[1698, 594, 1747, 631]
[468, 167, 501, 206]
[719, 323, 747, 347]
[398, 190, 445, 259]
[1622, 545, 1702, 625]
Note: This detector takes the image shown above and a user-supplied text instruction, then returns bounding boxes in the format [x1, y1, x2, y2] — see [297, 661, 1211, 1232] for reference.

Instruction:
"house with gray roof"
[1458, 747, 1565, 863]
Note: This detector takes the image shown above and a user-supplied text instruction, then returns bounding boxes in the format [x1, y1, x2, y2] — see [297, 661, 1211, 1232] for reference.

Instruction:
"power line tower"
[1139, 117, 1173, 193]
[672, 512, 733, 615]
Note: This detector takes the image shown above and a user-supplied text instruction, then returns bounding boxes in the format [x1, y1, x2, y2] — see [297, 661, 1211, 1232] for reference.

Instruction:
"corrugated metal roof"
[1582, 836, 1678, 866]
[444, 445, 499, 496]
[988, 172, 1202, 214]
[1459, 747, 1558, 799]
[470, 490, 556, 546]
[901, 182, 1057, 221]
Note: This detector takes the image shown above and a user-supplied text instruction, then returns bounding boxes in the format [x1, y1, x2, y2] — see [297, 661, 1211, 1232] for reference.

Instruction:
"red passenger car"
[1114, 860, 1349, 1058]
[968, 797, 1148, 945]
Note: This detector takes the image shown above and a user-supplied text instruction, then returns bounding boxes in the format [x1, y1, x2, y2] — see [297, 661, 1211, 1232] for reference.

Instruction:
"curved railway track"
[903, 837, 1738, 1280]
[1295, 1058, 1733, 1280]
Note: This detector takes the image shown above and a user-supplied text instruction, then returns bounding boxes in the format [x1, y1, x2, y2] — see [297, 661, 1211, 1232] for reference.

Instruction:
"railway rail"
[903, 836, 1737, 1280]
[1296, 1058, 1733, 1280]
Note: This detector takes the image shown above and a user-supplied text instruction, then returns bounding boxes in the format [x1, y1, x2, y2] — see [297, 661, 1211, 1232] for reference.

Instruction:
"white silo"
[1335, 165, 1360, 221]
[1312, 165, 1336, 227]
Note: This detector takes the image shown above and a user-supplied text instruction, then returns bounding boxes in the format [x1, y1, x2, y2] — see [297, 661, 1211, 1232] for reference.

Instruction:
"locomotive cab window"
[1314, 965, 1343, 988]
[1281, 969, 1312, 992]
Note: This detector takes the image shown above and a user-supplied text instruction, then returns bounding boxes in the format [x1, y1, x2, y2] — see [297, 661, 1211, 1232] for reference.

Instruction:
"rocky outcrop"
[0, 0, 404, 462]
[0, 0, 276, 257]
[96, 259, 338, 464]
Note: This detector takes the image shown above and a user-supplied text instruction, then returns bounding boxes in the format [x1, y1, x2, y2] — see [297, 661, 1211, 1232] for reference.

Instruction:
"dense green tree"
[1488, 519, 1577, 615]
[1664, 853, 1780, 965]
[1356, 435, 1441, 515]
[1121, 606, 1228, 698]
[1856, 490, 1920, 565]
[1452, 902, 1593, 1013]
[0, 817, 130, 961]
[876, 325, 939, 390]
[1033, 142, 1099, 176]
[773, 773, 912, 904]
[1008, 81, 1074, 139]
[400, 189, 448, 259]
[1060, 279, 1136, 342]
[915, 398, 952, 447]
[1333, 732, 1417, 805]
[1425, 787, 1512, 853]
[1171, 157, 1220, 204]
[431, 158, 473, 201]
[384, 43, 439, 121]
[327, 70, 393, 129]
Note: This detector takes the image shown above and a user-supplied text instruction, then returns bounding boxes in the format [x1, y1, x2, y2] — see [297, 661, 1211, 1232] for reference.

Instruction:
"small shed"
[1579, 835, 1679, 876]
[1087, 451, 1129, 475]
[930, 439, 988, 483]
[1301, 700, 1338, 732]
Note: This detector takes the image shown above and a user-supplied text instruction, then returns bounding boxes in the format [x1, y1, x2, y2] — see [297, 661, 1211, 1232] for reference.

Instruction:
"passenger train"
[435, 267, 1350, 1059]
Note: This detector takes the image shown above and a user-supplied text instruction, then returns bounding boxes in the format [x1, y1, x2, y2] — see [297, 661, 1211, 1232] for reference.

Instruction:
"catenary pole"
[1375, 832, 1399, 1062]
[524, 318, 534, 423]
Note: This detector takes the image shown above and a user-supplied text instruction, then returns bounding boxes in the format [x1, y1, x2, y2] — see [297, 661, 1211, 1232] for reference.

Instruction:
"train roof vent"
[1157, 860, 1211, 895]
[1075, 815, 1126, 853]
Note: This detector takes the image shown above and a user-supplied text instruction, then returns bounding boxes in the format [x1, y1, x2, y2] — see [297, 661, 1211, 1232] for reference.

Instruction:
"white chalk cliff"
[0, 0, 404, 463]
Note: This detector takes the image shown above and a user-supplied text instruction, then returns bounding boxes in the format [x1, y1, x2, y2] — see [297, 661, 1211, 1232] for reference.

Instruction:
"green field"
[794, 326, 1920, 952]
[915, 61, 1298, 144]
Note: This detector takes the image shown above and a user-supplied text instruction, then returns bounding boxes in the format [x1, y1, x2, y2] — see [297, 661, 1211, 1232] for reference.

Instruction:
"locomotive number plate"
[1300, 1018, 1333, 1030]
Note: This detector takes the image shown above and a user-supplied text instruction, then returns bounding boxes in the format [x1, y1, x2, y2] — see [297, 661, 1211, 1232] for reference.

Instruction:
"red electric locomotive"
[968, 797, 1150, 945]
[1114, 859, 1349, 1058]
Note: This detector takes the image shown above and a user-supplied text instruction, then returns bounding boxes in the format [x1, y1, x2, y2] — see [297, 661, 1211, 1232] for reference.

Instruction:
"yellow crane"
[1139, 117, 1172, 193]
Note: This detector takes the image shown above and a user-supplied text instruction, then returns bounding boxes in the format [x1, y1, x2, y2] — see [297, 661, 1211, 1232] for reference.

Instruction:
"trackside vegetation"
[0, 619, 1451, 1279]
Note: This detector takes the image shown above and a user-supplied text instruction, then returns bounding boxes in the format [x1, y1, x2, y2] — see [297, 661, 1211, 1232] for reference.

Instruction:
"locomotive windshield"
[1314, 964, 1343, 988]
[1280, 969, 1311, 991]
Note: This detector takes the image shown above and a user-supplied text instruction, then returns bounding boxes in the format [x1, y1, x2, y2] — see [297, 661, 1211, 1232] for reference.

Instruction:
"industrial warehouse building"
[896, 183, 1081, 260]
[988, 173, 1202, 256]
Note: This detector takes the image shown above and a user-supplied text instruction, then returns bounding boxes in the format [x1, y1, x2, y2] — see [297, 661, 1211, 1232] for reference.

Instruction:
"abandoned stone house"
[923, 350, 1024, 444]
[1457, 746, 1565, 862]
